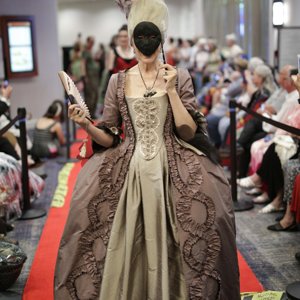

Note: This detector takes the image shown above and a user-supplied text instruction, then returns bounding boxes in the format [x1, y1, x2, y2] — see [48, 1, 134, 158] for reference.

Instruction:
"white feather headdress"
[116, 0, 169, 41]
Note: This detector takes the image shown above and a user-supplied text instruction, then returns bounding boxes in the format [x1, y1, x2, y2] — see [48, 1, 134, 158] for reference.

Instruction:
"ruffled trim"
[65, 71, 136, 299]
[163, 104, 222, 299]
[66, 261, 104, 299]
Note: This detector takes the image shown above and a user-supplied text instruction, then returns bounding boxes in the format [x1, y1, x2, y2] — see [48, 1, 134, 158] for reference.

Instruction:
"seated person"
[206, 71, 243, 148]
[237, 64, 277, 177]
[245, 69, 300, 196]
[0, 83, 36, 165]
[0, 152, 44, 221]
[238, 73, 300, 207]
[0, 82, 13, 127]
[31, 100, 65, 159]
[0, 136, 19, 160]
[217, 57, 265, 145]
[267, 160, 300, 231]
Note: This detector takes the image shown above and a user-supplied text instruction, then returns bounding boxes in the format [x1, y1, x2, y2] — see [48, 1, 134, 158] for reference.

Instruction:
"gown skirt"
[54, 93, 240, 300]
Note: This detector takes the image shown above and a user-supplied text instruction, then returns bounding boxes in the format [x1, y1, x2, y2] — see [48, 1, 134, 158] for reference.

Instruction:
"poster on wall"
[0, 16, 38, 78]
[8, 21, 34, 72]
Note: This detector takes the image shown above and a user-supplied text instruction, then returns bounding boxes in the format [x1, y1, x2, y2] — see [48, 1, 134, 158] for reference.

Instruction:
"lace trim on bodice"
[127, 95, 167, 160]
[133, 98, 160, 160]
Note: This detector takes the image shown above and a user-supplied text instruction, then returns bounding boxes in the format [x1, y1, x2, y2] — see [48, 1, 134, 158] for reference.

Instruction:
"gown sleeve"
[177, 68, 220, 164]
[93, 74, 123, 150]
[177, 68, 197, 112]
[101, 73, 122, 128]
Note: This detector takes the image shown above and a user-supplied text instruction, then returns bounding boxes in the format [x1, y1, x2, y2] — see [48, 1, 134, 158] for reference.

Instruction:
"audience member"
[237, 64, 277, 177]
[206, 71, 243, 147]
[223, 33, 244, 60]
[177, 39, 193, 69]
[82, 36, 99, 118]
[217, 57, 265, 145]
[30, 100, 65, 159]
[249, 65, 298, 179]
[266, 160, 300, 231]
[94, 43, 107, 113]
[0, 83, 34, 163]
[107, 24, 137, 75]
[238, 103, 300, 212]
[69, 42, 86, 94]
[190, 38, 209, 94]
[205, 38, 221, 75]
[164, 37, 177, 66]
[0, 152, 44, 220]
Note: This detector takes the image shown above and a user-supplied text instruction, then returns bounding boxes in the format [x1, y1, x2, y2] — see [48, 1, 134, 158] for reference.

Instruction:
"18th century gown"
[54, 69, 240, 300]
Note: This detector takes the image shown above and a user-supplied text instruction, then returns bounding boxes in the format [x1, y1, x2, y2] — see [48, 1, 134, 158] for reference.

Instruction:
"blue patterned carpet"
[235, 188, 300, 291]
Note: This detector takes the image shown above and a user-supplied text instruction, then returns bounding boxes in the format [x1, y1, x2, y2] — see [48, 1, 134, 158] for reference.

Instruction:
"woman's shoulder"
[50, 121, 62, 131]
[35, 117, 55, 129]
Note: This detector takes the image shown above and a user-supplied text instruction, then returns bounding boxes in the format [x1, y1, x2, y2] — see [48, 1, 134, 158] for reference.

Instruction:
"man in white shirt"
[224, 33, 244, 60]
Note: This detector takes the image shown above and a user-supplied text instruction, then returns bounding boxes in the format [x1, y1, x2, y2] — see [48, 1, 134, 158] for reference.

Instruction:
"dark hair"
[119, 24, 128, 33]
[86, 36, 94, 43]
[44, 100, 64, 122]
[187, 39, 194, 47]
[73, 42, 81, 52]
[109, 34, 118, 49]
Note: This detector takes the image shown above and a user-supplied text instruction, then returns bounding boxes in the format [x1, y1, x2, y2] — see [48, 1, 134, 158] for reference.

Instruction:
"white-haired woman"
[237, 64, 278, 177]
[54, 0, 240, 299]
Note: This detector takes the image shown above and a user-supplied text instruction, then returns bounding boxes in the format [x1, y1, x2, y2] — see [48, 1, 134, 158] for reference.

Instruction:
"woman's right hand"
[68, 104, 87, 127]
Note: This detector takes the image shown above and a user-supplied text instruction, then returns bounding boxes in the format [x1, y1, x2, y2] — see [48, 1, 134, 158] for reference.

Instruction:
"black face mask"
[133, 22, 162, 57]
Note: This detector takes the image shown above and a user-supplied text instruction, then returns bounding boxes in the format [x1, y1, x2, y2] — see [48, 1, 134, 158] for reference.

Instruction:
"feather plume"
[115, 0, 132, 18]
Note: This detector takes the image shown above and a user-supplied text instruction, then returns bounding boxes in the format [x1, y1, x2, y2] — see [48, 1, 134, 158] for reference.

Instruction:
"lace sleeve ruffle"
[188, 109, 208, 136]
[92, 123, 123, 152]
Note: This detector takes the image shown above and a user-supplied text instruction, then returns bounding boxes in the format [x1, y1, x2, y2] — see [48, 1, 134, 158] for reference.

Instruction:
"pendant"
[144, 89, 157, 98]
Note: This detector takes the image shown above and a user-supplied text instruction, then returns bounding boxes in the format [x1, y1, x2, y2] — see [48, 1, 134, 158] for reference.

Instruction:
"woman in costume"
[108, 24, 138, 75]
[54, 0, 240, 299]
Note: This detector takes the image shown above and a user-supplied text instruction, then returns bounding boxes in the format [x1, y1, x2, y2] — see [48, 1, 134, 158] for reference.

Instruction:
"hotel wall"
[0, 0, 62, 119]
[57, 0, 205, 47]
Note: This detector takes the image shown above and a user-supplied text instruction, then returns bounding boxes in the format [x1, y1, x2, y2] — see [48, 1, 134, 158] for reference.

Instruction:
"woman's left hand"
[160, 64, 177, 94]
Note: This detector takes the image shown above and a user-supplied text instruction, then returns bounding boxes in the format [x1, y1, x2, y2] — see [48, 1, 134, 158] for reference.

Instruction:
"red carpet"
[23, 130, 263, 299]
[238, 251, 263, 293]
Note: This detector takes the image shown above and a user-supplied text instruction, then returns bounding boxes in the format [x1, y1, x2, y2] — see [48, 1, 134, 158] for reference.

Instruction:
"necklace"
[138, 64, 160, 98]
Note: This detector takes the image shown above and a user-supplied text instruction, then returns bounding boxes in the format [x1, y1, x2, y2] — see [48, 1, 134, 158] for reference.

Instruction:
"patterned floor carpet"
[235, 188, 300, 291]
[1, 161, 300, 299]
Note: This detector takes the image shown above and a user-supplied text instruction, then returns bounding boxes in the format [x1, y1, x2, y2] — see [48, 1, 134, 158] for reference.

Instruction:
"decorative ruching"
[66, 261, 104, 300]
[65, 71, 136, 299]
[163, 104, 222, 299]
